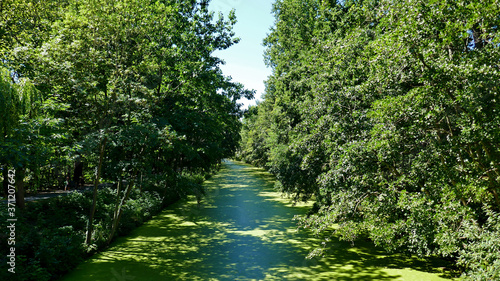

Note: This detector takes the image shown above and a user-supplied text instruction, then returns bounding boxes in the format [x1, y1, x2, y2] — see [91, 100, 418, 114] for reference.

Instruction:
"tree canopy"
[1, 0, 253, 239]
[238, 0, 500, 279]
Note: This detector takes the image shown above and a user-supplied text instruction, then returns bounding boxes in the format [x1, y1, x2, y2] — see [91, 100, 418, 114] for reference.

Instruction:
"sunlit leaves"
[1, 0, 252, 204]
[240, 0, 500, 278]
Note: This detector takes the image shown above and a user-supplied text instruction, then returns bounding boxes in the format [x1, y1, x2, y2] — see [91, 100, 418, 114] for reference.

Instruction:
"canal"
[61, 160, 452, 280]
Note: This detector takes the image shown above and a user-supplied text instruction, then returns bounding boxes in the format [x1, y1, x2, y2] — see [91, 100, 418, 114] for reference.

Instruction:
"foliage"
[1, 0, 252, 248]
[1, 0, 251, 193]
[0, 187, 164, 280]
[239, 0, 500, 278]
[1, 0, 253, 278]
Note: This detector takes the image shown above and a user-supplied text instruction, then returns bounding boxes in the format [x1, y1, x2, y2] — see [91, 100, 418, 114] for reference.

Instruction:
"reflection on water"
[61, 161, 453, 281]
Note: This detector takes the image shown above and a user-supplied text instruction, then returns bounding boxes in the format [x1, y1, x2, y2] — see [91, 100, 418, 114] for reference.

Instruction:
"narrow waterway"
[61, 161, 452, 281]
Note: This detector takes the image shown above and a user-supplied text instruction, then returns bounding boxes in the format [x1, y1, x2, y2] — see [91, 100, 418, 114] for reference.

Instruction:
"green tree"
[241, 0, 500, 278]
[4, 0, 252, 245]
[0, 66, 52, 208]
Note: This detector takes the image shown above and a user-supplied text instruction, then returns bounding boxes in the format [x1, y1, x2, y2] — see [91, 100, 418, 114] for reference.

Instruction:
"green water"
[61, 161, 454, 280]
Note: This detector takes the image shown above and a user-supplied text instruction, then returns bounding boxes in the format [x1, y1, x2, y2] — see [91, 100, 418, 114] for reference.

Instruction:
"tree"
[0, 66, 47, 208]
[2, 0, 252, 246]
[240, 0, 500, 278]
[4, 0, 251, 245]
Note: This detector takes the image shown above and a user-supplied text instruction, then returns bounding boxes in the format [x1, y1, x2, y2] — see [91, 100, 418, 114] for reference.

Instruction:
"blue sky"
[209, 0, 275, 108]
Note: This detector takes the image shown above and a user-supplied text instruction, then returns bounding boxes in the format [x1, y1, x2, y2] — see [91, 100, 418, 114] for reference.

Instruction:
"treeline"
[238, 0, 500, 279]
[1, 0, 250, 260]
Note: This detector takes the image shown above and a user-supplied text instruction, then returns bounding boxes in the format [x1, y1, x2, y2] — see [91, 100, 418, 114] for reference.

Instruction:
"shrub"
[459, 210, 500, 280]
[0, 187, 164, 281]
[35, 226, 85, 278]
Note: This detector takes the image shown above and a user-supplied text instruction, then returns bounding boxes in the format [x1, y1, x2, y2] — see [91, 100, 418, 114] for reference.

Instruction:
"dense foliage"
[0, 187, 164, 281]
[238, 0, 500, 279]
[1, 0, 252, 278]
[0, 0, 252, 232]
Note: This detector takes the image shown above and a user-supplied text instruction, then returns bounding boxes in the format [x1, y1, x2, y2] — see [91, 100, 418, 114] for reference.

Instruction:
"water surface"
[61, 160, 453, 280]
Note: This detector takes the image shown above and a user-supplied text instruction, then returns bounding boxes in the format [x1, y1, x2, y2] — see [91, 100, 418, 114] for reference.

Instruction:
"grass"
[60, 160, 456, 280]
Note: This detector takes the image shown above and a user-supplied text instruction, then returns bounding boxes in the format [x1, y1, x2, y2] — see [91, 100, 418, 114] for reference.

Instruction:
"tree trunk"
[106, 177, 135, 245]
[139, 173, 143, 194]
[73, 156, 83, 189]
[85, 137, 107, 245]
[15, 167, 26, 209]
[112, 180, 122, 224]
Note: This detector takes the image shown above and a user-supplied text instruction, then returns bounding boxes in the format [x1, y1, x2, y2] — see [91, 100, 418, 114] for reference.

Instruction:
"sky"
[209, 0, 275, 108]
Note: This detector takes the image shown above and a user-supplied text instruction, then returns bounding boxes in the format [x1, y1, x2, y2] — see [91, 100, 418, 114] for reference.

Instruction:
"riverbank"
[0, 185, 167, 281]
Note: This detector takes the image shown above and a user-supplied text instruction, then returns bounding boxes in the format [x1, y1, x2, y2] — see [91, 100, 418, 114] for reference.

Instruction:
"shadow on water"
[60, 161, 455, 281]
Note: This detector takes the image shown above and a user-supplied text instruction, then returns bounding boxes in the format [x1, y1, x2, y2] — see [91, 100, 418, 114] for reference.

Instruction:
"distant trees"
[1, 0, 252, 244]
[238, 0, 500, 279]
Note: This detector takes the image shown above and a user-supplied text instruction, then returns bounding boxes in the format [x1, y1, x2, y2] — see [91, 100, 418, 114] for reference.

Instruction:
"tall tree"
[240, 0, 500, 278]
[0, 67, 45, 208]
[3, 0, 252, 244]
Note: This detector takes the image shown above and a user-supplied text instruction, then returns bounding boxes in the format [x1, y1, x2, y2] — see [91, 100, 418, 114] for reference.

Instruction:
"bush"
[459, 210, 500, 280]
[35, 226, 85, 278]
[0, 187, 164, 281]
